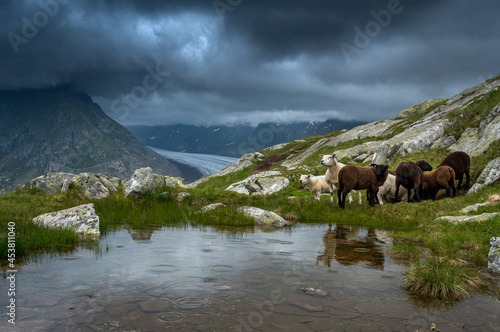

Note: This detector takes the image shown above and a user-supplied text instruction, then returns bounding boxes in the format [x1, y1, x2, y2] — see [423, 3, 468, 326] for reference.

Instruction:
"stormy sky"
[1, 0, 499, 126]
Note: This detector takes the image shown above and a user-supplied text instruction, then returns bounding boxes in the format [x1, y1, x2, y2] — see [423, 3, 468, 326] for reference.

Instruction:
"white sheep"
[320, 153, 362, 204]
[377, 173, 410, 204]
[298, 173, 335, 201]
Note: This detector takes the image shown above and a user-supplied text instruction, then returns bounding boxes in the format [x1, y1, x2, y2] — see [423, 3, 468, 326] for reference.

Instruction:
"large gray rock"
[394, 98, 448, 120]
[237, 206, 289, 228]
[488, 237, 500, 273]
[226, 171, 289, 195]
[450, 102, 500, 157]
[124, 167, 165, 198]
[32, 203, 100, 237]
[74, 173, 110, 199]
[435, 213, 500, 225]
[468, 157, 500, 194]
[201, 203, 226, 212]
[25, 172, 76, 194]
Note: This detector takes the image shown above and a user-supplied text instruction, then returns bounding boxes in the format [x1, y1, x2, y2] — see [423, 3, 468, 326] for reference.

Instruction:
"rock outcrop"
[25, 172, 77, 195]
[450, 102, 500, 156]
[236, 206, 289, 228]
[226, 171, 289, 195]
[468, 157, 500, 194]
[278, 79, 500, 169]
[434, 213, 500, 225]
[32, 203, 100, 237]
[124, 167, 166, 198]
[73, 173, 110, 200]
[488, 237, 500, 273]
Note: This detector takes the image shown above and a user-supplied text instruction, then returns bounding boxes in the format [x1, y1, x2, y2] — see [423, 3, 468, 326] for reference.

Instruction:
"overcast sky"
[1, 0, 499, 126]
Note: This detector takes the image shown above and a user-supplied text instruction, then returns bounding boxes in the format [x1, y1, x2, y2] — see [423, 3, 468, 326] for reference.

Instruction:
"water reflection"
[316, 224, 385, 269]
[1, 224, 499, 331]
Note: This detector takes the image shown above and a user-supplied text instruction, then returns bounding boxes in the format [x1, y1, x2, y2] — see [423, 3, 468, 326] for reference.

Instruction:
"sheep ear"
[370, 163, 377, 167]
[331, 153, 336, 158]
[298, 173, 302, 176]
[385, 165, 389, 169]
[319, 154, 323, 158]
[307, 174, 312, 178]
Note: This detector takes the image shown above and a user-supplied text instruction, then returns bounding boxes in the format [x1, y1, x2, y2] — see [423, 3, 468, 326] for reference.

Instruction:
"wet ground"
[1, 224, 499, 331]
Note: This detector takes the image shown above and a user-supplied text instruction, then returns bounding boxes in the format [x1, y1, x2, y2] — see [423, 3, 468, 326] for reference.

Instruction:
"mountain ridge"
[127, 118, 365, 158]
[0, 85, 187, 190]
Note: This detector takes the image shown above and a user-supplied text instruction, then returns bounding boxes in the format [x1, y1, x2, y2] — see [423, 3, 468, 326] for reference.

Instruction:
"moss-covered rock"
[226, 171, 289, 195]
[32, 203, 100, 237]
[124, 167, 164, 198]
[236, 206, 289, 228]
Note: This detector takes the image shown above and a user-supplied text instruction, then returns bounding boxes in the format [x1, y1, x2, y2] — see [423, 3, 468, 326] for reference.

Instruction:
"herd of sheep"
[299, 151, 471, 209]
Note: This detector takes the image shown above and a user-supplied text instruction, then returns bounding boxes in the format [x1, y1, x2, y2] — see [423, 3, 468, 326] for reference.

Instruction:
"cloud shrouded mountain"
[1, 0, 499, 126]
[0, 85, 189, 190]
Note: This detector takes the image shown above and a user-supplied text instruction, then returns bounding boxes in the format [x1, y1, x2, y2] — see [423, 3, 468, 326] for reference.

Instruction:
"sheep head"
[320, 153, 336, 166]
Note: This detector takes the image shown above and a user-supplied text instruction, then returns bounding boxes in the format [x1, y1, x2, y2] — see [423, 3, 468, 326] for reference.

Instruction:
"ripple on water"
[200, 234, 218, 239]
[155, 312, 185, 324]
[172, 297, 212, 310]
[150, 265, 179, 273]
[208, 265, 235, 272]
[62, 256, 81, 260]
[150, 247, 177, 254]
[265, 239, 294, 245]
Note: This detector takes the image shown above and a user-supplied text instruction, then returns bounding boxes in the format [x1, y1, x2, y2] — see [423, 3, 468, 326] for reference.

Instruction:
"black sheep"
[438, 151, 471, 189]
[394, 161, 424, 203]
[337, 164, 389, 209]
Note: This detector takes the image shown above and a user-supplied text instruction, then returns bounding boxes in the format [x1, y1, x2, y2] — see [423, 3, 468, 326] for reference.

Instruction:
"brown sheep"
[394, 161, 424, 203]
[422, 166, 456, 200]
[337, 164, 389, 208]
[438, 151, 471, 189]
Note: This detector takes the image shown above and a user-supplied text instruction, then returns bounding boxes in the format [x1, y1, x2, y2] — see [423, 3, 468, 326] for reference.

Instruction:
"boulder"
[74, 173, 110, 199]
[226, 171, 289, 195]
[25, 172, 76, 194]
[124, 167, 164, 198]
[460, 203, 491, 214]
[176, 192, 191, 201]
[434, 213, 500, 225]
[165, 176, 186, 188]
[468, 157, 500, 194]
[488, 237, 500, 273]
[32, 203, 100, 237]
[95, 174, 119, 191]
[201, 203, 226, 212]
[237, 206, 289, 228]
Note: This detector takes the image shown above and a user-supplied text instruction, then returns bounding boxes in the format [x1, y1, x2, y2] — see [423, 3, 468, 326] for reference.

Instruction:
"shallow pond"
[1, 224, 499, 331]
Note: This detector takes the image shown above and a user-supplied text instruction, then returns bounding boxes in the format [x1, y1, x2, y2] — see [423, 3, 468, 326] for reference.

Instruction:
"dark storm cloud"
[1, 0, 499, 125]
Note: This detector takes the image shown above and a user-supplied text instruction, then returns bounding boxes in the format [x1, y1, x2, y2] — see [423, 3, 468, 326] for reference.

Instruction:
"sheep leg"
[357, 190, 362, 204]
[330, 184, 335, 204]
[347, 192, 353, 203]
[413, 186, 422, 202]
[450, 180, 457, 197]
[377, 191, 385, 205]
[465, 171, 470, 189]
[393, 182, 401, 203]
[340, 192, 347, 209]
[457, 175, 463, 190]
[314, 191, 321, 201]
[368, 191, 375, 206]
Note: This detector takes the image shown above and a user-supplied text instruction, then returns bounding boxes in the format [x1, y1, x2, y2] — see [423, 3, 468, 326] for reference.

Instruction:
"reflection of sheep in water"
[316, 224, 384, 269]
[298, 174, 333, 201]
